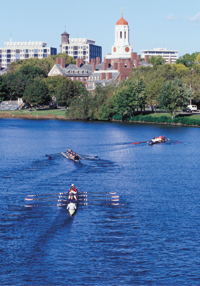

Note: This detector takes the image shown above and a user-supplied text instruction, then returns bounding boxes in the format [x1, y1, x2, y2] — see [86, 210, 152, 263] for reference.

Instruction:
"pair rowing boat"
[148, 135, 168, 145]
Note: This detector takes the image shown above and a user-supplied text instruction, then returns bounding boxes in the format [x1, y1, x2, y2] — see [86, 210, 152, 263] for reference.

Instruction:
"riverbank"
[1, 110, 200, 127]
[0, 110, 67, 120]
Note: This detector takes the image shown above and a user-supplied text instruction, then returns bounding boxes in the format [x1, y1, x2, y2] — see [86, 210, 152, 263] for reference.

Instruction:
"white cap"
[71, 184, 75, 187]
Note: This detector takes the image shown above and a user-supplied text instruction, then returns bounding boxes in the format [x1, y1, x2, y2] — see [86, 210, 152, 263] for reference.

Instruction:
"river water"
[0, 118, 200, 285]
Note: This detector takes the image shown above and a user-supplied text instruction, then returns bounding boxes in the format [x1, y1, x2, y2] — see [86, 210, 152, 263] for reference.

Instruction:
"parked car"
[187, 105, 197, 111]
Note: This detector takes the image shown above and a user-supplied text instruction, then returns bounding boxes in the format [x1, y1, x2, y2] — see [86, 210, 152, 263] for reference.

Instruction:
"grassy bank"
[1, 110, 200, 127]
[127, 113, 200, 126]
[0, 109, 66, 120]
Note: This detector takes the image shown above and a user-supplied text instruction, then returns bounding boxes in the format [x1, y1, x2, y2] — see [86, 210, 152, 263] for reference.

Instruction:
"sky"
[1, 0, 200, 59]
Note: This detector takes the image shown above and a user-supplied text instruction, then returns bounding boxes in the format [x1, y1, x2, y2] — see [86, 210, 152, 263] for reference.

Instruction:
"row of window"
[1, 53, 48, 58]
[66, 70, 90, 74]
[0, 49, 49, 54]
[64, 45, 88, 50]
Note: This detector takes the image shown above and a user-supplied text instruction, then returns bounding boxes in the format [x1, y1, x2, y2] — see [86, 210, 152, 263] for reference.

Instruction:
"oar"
[25, 194, 87, 200]
[25, 202, 119, 208]
[27, 191, 116, 197]
[131, 141, 149, 145]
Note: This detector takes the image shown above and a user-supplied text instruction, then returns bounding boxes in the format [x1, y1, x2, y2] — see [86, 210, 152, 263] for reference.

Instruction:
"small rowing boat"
[148, 135, 168, 145]
[61, 149, 80, 163]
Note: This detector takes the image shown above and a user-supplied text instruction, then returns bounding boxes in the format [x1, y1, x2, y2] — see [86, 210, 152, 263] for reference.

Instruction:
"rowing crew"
[67, 184, 78, 216]
[67, 149, 79, 161]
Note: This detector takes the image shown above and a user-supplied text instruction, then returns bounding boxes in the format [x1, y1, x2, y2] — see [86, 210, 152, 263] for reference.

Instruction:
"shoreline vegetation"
[1, 110, 200, 127]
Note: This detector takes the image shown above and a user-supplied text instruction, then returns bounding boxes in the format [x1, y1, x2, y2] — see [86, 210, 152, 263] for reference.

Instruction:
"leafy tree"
[23, 78, 50, 106]
[148, 56, 165, 66]
[157, 78, 193, 118]
[114, 79, 146, 120]
[50, 53, 76, 65]
[0, 76, 7, 102]
[176, 52, 200, 67]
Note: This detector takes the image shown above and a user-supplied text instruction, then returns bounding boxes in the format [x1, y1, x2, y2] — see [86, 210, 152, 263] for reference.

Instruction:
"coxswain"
[69, 184, 78, 195]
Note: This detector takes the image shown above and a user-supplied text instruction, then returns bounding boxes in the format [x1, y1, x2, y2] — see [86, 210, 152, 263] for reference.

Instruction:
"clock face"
[113, 47, 116, 52]
[125, 47, 130, 52]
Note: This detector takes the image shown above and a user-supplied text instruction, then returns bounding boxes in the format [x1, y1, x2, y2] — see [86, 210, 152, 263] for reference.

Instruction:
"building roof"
[61, 31, 69, 36]
[116, 15, 128, 25]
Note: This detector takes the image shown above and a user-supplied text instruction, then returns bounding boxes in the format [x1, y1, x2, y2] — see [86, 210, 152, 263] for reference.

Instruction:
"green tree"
[148, 56, 165, 66]
[176, 52, 200, 67]
[0, 76, 7, 102]
[157, 78, 193, 118]
[114, 79, 146, 120]
[23, 78, 50, 106]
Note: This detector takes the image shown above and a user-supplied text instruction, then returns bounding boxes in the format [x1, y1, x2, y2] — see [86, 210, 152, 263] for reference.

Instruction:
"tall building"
[106, 12, 133, 60]
[0, 41, 57, 68]
[60, 32, 102, 64]
[141, 48, 178, 64]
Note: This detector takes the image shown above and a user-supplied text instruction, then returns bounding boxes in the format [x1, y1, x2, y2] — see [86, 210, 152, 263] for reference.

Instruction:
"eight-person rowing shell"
[67, 184, 78, 216]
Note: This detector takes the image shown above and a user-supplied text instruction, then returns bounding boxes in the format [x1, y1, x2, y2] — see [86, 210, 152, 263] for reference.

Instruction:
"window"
[73, 46, 78, 50]
[25, 54, 29, 58]
[120, 31, 122, 38]
[43, 54, 47, 58]
[73, 51, 78, 55]
[34, 49, 38, 53]
[16, 54, 20, 59]
[7, 54, 11, 58]
[124, 31, 126, 38]
[83, 51, 86, 55]
[25, 49, 29, 53]
[7, 59, 11, 62]
[34, 54, 38, 58]
[43, 49, 47, 53]
[7, 49, 11, 53]
[16, 49, 20, 53]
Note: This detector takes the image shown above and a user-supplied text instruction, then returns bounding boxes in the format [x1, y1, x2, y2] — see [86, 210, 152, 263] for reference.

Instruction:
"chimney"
[131, 52, 137, 61]
[80, 58, 84, 67]
[103, 63, 108, 70]
[101, 73, 106, 80]
[117, 62, 124, 73]
[144, 55, 149, 63]
[137, 55, 141, 62]
[96, 57, 101, 65]
[135, 59, 140, 68]
[76, 58, 80, 68]
[113, 62, 118, 70]
[92, 62, 96, 73]
[56, 58, 65, 68]
[107, 73, 112, 80]
[168, 58, 172, 64]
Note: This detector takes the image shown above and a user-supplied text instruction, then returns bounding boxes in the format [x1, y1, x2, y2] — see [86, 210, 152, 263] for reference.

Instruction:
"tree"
[157, 78, 193, 118]
[23, 78, 50, 106]
[176, 52, 200, 67]
[114, 79, 146, 120]
[0, 76, 7, 102]
[148, 56, 165, 66]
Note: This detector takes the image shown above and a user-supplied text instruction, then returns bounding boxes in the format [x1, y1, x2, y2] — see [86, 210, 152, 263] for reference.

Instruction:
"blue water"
[0, 118, 200, 285]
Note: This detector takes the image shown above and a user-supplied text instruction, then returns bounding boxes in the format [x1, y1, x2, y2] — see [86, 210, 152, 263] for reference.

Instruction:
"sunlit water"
[0, 118, 200, 285]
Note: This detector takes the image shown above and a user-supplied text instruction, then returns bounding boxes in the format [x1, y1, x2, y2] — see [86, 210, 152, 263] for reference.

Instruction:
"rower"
[68, 193, 77, 203]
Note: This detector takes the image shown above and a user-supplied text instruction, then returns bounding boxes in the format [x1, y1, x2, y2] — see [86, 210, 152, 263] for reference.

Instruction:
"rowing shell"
[61, 152, 80, 163]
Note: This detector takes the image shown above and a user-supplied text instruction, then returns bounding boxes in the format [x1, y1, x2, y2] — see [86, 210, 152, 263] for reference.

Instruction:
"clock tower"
[106, 13, 133, 59]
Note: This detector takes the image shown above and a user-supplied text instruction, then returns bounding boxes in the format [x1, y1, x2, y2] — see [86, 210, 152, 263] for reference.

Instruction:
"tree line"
[0, 52, 200, 120]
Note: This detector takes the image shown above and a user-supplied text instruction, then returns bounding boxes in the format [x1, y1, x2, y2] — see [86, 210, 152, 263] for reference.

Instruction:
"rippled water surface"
[0, 118, 200, 285]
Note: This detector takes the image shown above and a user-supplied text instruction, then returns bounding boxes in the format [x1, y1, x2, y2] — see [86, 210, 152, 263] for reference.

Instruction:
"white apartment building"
[0, 41, 57, 68]
[141, 48, 178, 64]
[60, 32, 102, 64]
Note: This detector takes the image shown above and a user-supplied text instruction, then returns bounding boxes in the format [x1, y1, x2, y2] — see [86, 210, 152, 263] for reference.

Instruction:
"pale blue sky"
[1, 0, 200, 58]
